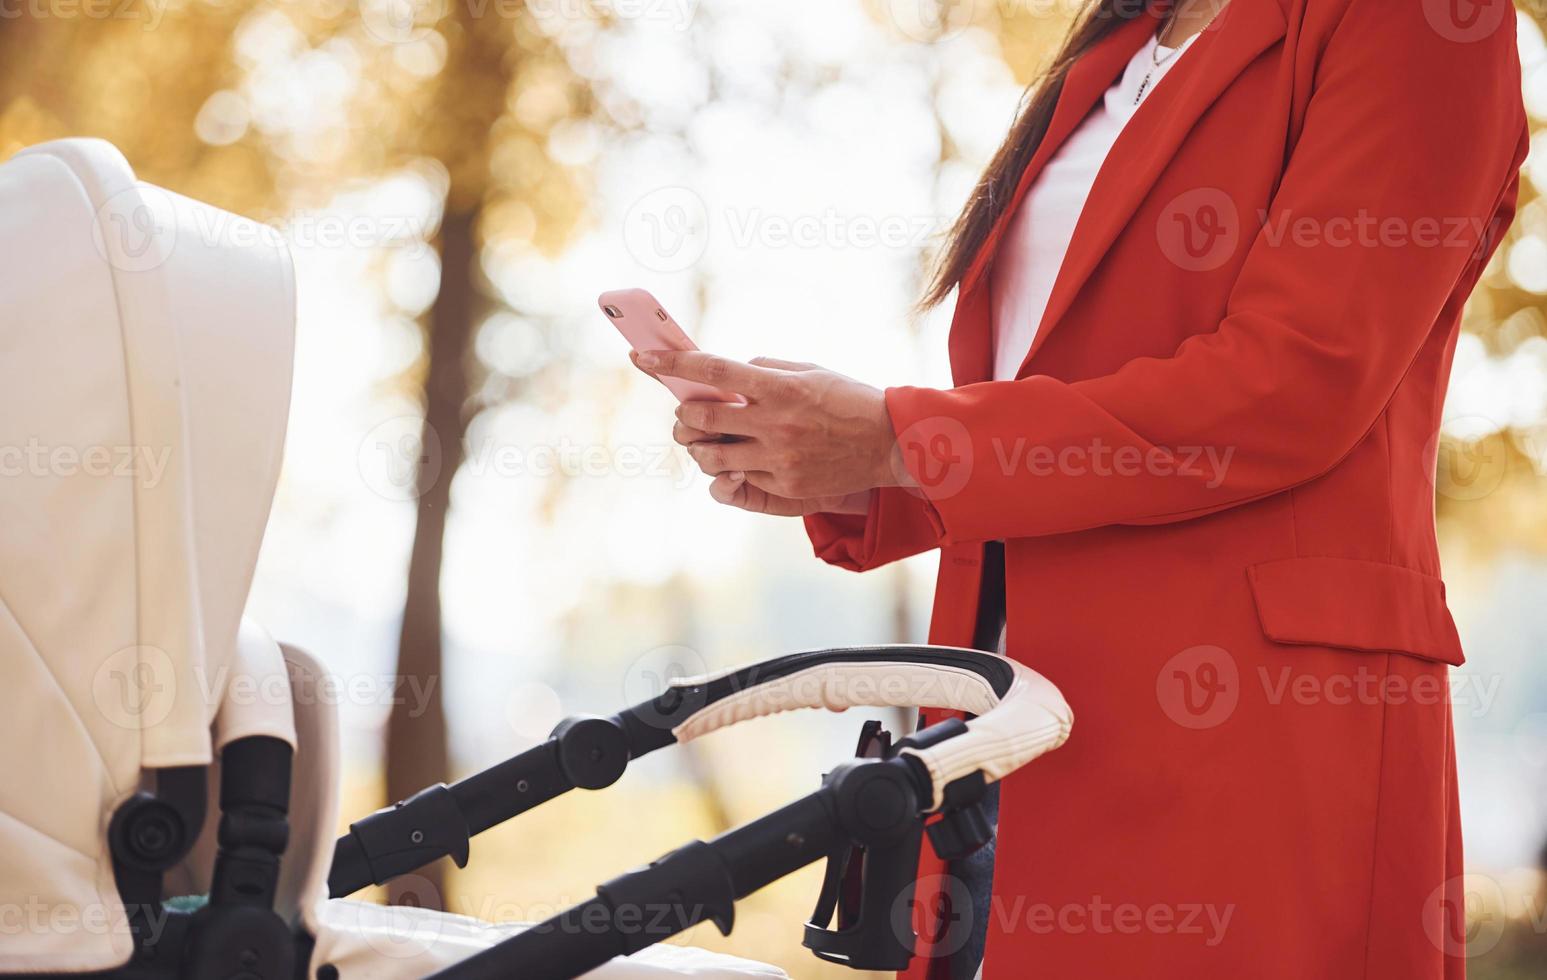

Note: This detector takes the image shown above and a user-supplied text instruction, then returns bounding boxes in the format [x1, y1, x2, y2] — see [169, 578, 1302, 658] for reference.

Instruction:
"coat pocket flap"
[1247, 557, 1465, 666]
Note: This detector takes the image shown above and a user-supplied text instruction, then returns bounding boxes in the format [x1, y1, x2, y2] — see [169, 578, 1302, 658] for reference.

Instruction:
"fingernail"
[637, 352, 660, 369]
[729, 471, 745, 482]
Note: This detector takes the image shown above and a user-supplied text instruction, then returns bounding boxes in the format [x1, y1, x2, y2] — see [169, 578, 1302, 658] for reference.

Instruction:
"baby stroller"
[0, 139, 1074, 980]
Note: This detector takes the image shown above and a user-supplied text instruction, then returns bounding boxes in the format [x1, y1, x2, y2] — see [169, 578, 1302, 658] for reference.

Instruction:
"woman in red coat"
[637, 0, 1528, 975]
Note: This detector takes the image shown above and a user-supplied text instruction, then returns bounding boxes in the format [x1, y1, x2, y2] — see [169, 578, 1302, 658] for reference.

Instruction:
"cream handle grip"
[666, 648, 1072, 812]
[897, 665, 1072, 811]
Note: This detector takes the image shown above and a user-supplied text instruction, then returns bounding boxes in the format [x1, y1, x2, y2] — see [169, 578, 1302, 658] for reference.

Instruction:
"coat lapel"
[1010, 0, 1288, 375]
[958, 12, 1161, 298]
[950, 12, 1162, 386]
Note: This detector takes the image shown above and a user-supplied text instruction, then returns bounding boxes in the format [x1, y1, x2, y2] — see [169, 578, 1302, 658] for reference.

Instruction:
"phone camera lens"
[603, 305, 622, 318]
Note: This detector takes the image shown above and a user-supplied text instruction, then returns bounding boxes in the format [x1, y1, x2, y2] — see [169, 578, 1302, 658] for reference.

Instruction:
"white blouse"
[989, 31, 1200, 382]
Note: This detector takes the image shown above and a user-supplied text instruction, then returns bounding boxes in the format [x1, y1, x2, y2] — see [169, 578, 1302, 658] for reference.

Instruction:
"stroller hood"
[0, 138, 296, 970]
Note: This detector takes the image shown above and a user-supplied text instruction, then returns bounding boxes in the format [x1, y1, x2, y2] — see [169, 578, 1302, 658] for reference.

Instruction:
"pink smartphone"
[599, 288, 744, 403]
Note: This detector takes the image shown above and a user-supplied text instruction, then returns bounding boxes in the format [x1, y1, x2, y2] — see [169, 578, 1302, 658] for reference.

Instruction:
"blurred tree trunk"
[384, 206, 478, 910]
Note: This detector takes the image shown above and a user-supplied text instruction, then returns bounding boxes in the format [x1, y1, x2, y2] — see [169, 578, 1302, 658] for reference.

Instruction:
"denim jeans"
[944, 782, 1000, 979]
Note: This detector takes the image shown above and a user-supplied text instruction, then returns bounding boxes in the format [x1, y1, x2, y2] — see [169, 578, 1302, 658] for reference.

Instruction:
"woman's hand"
[632, 350, 909, 513]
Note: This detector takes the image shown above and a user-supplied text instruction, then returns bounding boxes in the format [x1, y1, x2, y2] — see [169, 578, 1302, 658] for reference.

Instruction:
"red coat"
[805, 0, 1527, 976]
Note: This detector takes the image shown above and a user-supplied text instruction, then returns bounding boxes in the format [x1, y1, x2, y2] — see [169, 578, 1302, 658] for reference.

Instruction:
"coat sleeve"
[884, 0, 1528, 545]
[804, 487, 944, 572]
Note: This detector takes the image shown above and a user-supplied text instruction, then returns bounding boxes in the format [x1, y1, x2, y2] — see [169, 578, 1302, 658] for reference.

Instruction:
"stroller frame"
[49, 645, 1067, 980]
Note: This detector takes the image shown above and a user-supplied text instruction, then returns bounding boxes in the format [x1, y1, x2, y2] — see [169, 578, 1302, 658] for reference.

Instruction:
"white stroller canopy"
[0, 138, 297, 972]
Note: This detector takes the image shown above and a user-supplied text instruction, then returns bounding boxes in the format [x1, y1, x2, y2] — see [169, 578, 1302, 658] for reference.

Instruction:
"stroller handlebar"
[329, 645, 1072, 908]
[664, 645, 1072, 812]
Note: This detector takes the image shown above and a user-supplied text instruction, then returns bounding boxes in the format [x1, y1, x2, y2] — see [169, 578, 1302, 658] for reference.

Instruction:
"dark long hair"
[920, 1, 1160, 308]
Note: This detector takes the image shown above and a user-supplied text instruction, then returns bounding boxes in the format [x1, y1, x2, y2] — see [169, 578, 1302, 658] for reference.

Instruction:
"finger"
[687, 439, 768, 476]
[708, 473, 807, 516]
[676, 400, 764, 438]
[749, 356, 818, 372]
[672, 420, 718, 446]
[740, 469, 798, 501]
[636, 350, 782, 398]
[708, 472, 750, 507]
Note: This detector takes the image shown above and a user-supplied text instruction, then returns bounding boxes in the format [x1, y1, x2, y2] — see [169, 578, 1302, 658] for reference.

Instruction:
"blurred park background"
[3, 0, 1547, 974]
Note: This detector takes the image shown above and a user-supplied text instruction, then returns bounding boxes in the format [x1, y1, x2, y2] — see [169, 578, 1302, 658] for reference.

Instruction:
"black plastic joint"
[550, 715, 630, 790]
[219, 807, 291, 854]
[926, 772, 993, 861]
[826, 760, 921, 849]
[596, 840, 737, 952]
[345, 783, 471, 885]
[108, 794, 193, 873]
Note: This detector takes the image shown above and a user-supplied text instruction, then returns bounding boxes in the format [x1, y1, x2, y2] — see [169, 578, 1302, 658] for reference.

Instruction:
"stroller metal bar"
[329, 708, 682, 897]
[330, 735, 586, 896]
[426, 757, 929, 980]
[329, 646, 1020, 897]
